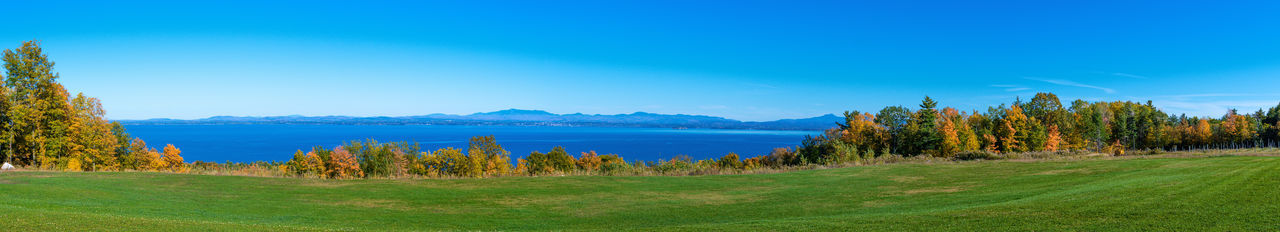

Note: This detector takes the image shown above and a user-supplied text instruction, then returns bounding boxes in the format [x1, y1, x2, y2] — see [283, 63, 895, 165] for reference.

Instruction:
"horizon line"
[110, 108, 841, 123]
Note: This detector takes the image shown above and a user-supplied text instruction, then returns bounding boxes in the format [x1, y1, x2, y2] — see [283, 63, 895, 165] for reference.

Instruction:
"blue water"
[123, 124, 820, 163]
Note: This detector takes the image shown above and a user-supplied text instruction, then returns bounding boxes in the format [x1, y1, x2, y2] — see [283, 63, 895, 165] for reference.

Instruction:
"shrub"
[599, 161, 630, 175]
[716, 153, 742, 170]
[955, 151, 1002, 161]
[546, 146, 576, 173]
[287, 149, 327, 177]
[654, 155, 694, 174]
[524, 151, 553, 174]
[577, 151, 602, 171]
[349, 140, 415, 178]
[327, 146, 362, 178]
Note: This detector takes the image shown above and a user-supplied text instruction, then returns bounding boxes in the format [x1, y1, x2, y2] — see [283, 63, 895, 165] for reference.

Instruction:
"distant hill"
[116, 109, 841, 131]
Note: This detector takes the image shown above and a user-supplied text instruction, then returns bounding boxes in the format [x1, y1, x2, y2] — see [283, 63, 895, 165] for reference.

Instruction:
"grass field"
[0, 154, 1277, 231]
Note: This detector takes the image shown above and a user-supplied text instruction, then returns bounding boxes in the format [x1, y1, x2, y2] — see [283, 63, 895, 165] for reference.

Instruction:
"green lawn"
[1, 154, 1277, 231]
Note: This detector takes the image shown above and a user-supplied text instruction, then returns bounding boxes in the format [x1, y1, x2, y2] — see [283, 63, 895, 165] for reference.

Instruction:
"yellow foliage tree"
[998, 106, 1029, 153]
[461, 147, 485, 177]
[146, 148, 165, 171]
[469, 135, 511, 176]
[840, 112, 881, 150]
[67, 93, 119, 171]
[1219, 112, 1256, 143]
[161, 144, 187, 173]
[937, 114, 961, 157]
[288, 149, 327, 177]
[514, 158, 528, 175]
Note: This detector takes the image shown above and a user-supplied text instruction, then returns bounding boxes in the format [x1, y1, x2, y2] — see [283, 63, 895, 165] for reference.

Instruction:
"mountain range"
[115, 109, 841, 131]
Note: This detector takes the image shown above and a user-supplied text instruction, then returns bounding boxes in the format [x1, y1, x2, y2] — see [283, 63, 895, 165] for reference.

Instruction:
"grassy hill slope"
[0, 154, 1277, 231]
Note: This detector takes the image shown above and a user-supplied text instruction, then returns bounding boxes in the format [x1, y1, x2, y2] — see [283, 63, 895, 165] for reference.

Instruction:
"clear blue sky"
[3, 0, 1280, 121]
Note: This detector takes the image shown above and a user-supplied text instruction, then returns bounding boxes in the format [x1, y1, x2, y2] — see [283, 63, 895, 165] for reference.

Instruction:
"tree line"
[1, 40, 183, 171]
[798, 93, 1280, 162]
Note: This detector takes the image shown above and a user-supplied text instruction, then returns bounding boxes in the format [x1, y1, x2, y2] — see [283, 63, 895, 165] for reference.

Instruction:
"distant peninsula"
[115, 109, 841, 131]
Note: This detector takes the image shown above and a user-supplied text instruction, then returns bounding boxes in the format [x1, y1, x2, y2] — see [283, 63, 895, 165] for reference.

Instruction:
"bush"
[577, 151, 602, 171]
[955, 151, 1002, 161]
[524, 151, 553, 174]
[327, 147, 362, 178]
[716, 153, 742, 170]
[287, 149, 326, 178]
[599, 162, 631, 175]
[524, 147, 576, 175]
[546, 147, 577, 172]
[654, 155, 694, 174]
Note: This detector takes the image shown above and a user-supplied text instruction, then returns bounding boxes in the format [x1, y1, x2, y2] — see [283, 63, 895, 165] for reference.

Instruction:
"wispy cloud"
[1110, 72, 1148, 79]
[1025, 77, 1115, 94]
[989, 84, 1030, 92]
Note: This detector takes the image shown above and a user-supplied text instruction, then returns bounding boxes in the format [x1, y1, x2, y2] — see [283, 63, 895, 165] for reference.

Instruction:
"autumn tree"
[1219, 110, 1256, 145]
[468, 135, 511, 175]
[0, 40, 135, 171]
[327, 146, 363, 178]
[513, 158, 529, 174]
[996, 105, 1024, 153]
[288, 149, 326, 177]
[937, 108, 961, 157]
[161, 144, 186, 173]
[1045, 125, 1062, 152]
[4, 40, 66, 166]
[576, 151, 602, 171]
[838, 111, 884, 152]
[1186, 118, 1213, 146]
[68, 94, 119, 171]
[146, 147, 164, 171]
[598, 153, 627, 172]
[461, 146, 486, 178]
[716, 153, 742, 169]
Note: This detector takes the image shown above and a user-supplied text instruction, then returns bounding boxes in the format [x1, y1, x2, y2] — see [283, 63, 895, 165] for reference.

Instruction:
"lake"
[123, 124, 821, 163]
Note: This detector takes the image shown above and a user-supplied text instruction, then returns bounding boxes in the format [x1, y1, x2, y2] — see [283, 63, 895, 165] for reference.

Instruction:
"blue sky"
[3, 0, 1280, 121]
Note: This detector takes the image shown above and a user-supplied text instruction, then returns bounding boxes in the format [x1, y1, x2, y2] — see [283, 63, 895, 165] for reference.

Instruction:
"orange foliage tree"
[1045, 125, 1062, 152]
[577, 151, 602, 171]
[327, 146, 363, 178]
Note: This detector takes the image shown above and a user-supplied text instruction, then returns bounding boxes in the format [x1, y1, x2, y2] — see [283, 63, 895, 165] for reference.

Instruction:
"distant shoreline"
[115, 122, 827, 133]
[114, 109, 842, 131]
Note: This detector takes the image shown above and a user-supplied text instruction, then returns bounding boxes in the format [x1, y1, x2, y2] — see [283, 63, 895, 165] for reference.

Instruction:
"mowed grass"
[1, 155, 1277, 231]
